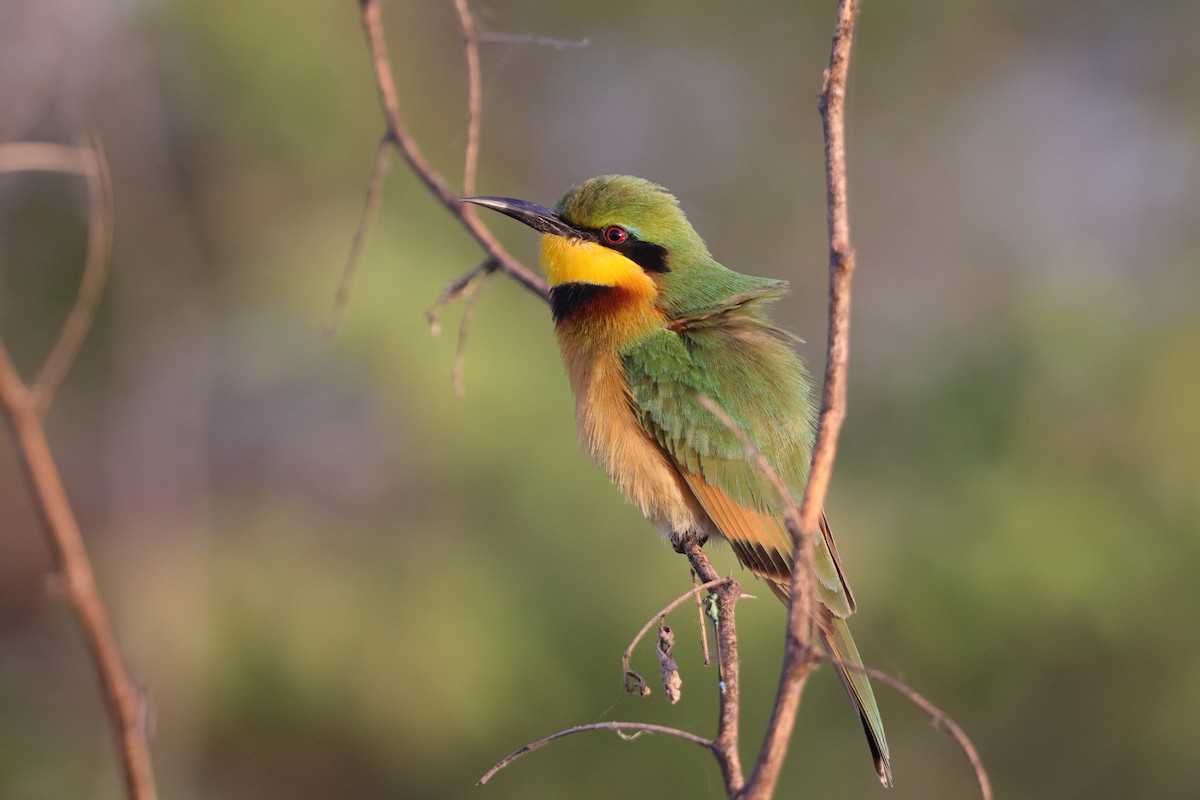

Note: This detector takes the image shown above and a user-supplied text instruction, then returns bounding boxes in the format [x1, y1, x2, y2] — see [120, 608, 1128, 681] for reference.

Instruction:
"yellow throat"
[540, 235, 657, 297]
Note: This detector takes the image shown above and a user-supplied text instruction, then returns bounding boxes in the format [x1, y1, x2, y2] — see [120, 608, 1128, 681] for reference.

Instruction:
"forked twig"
[329, 0, 548, 340]
[622, 576, 729, 697]
[0, 140, 158, 800]
[483, 544, 746, 795]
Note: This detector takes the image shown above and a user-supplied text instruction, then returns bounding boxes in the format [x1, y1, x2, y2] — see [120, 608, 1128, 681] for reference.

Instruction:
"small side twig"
[0, 140, 158, 800]
[694, 570, 713, 666]
[621, 576, 728, 697]
[424, 258, 495, 398]
[482, 543, 747, 796]
[325, 135, 392, 335]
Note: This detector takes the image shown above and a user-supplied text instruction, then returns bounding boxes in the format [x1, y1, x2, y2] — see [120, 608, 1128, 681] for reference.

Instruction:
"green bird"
[465, 175, 891, 786]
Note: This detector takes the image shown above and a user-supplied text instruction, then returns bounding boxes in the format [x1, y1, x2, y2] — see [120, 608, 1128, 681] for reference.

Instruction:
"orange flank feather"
[685, 473, 793, 584]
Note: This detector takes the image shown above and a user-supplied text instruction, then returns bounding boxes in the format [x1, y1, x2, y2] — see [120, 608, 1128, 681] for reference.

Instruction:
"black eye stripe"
[587, 227, 670, 273]
[616, 239, 669, 273]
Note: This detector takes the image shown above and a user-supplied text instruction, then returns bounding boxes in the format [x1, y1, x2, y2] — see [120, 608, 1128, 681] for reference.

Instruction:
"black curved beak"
[461, 196, 580, 239]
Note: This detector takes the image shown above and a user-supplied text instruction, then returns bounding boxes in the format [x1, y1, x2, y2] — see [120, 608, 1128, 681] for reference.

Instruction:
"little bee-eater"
[465, 175, 891, 786]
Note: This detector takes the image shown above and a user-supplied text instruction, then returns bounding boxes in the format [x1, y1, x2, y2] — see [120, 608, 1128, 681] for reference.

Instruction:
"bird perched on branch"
[465, 175, 890, 786]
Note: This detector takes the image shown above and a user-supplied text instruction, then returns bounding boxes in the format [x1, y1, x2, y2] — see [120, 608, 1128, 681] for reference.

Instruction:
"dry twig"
[333, 0, 554, 394]
[622, 576, 728, 697]
[0, 140, 158, 800]
[740, 2, 862, 796]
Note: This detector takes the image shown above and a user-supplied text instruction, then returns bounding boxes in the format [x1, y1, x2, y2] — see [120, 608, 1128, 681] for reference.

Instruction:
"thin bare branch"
[478, 721, 711, 785]
[743, 2, 860, 797]
[325, 135, 392, 335]
[678, 539, 745, 796]
[856, 664, 993, 800]
[0, 140, 158, 799]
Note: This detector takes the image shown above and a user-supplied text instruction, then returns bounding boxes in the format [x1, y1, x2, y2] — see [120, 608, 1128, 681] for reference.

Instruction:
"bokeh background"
[2, 1, 1198, 798]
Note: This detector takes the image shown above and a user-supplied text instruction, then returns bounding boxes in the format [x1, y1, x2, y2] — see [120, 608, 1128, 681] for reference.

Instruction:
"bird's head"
[464, 175, 711, 308]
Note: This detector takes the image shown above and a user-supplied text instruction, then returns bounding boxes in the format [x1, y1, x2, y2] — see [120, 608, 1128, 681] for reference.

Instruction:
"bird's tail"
[820, 614, 893, 787]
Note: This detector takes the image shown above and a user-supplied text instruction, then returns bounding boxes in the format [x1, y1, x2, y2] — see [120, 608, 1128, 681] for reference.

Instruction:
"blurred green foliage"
[2, 1, 1198, 798]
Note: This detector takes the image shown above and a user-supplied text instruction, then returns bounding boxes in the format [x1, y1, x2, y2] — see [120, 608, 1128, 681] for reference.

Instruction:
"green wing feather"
[621, 284, 854, 617]
[621, 283, 892, 786]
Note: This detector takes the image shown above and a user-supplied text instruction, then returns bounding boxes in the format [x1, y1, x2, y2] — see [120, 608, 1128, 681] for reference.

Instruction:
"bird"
[463, 175, 891, 787]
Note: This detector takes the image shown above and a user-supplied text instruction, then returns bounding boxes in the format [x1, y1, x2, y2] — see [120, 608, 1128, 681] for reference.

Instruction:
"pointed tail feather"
[821, 614, 892, 787]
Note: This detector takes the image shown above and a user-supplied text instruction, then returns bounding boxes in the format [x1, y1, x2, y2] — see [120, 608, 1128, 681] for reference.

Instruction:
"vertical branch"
[677, 540, 744, 795]
[742, 1, 860, 797]
[0, 141, 158, 800]
[453, 0, 483, 199]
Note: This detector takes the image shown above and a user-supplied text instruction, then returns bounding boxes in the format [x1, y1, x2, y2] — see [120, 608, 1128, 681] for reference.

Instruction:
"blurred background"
[2, 0, 1198, 797]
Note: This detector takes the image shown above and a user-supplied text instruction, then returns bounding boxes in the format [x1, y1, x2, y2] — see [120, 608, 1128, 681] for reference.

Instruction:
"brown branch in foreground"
[0, 141, 158, 800]
[741, 2, 860, 797]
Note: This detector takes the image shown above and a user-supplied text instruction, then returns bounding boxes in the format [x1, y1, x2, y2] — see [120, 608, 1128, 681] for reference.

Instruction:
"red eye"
[603, 226, 628, 245]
